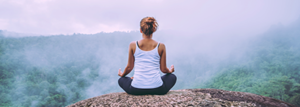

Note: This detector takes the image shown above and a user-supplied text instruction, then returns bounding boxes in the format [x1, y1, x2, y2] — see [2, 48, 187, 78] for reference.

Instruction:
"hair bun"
[140, 17, 158, 36]
[146, 18, 154, 24]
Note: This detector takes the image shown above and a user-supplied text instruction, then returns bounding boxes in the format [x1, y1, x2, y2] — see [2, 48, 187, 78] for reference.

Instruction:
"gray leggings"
[118, 73, 177, 95]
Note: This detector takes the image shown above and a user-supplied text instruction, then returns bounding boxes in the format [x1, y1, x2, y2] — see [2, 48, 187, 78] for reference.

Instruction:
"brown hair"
[140, 17, 158, 36]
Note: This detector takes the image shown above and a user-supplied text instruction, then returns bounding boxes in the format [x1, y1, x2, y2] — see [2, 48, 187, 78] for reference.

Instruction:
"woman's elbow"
[126, 66, 133, 71]
[160, 68, 169, 73]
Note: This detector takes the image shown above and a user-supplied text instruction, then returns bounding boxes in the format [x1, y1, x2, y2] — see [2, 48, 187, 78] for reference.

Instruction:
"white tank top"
[131, 41, 163, 89]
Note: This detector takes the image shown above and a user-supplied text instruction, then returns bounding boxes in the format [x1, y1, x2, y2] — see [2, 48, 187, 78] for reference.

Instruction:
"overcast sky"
[0, 0, 300, 36]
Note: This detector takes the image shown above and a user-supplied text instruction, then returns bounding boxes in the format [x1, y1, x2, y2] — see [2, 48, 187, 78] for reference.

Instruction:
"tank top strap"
[136, 41, 140, 48]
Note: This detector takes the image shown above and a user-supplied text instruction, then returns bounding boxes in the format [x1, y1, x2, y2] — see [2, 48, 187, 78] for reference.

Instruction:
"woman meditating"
[118, 17, 176, 95]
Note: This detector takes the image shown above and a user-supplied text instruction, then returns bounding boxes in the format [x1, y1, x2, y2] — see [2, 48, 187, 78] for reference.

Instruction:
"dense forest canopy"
[0, 19, 300, 106]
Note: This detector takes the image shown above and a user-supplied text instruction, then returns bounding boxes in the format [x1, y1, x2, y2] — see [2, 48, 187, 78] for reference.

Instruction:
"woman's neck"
[142, 34, 153, 40]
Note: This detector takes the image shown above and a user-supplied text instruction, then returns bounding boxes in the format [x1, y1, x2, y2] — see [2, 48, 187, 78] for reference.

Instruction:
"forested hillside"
[0, 20, 300, 107]
[0, 32, 139, 107]
[202, 23, 300, 106]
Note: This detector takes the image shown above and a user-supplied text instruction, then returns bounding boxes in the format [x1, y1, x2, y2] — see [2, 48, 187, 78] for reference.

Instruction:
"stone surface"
[67, 89, 297, 107]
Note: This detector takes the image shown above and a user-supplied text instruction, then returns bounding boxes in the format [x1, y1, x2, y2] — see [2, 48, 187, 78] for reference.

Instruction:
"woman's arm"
[119, 42, 135, 77]
[159, 43, 174, 73]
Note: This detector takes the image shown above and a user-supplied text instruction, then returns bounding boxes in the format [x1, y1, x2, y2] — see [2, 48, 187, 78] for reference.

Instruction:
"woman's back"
[132, 40, 163, 88]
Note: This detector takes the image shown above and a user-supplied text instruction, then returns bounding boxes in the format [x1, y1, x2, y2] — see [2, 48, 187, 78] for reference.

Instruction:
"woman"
[118, 17, 176, 95]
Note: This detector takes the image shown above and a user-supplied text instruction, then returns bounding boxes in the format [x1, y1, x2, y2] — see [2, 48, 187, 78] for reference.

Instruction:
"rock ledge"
[67, 89, 296, 107]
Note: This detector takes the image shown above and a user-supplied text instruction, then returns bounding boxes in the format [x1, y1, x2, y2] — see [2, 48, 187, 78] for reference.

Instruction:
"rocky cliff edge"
[67, 89, 297, 107]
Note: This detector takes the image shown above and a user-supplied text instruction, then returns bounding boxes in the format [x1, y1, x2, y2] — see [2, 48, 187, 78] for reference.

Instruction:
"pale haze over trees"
[0, 0, 300, 107]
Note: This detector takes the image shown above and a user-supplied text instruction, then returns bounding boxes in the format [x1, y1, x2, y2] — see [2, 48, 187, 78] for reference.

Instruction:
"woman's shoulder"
[128, 41, 137, 54]
[158, 42, 165, 54]
[129, 41, 136, 48]
[130, 41, 136, 45]
[158, 42, 165, 45]
[158, 42, 165, 48]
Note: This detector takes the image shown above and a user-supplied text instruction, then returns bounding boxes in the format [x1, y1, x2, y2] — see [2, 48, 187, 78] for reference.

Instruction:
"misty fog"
[1, 18, 300, 106]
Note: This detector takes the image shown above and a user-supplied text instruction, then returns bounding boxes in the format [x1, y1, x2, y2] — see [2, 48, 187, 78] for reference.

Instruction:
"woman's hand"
[119, 68, 133, 79]
[169, 65, 175, 73]
[118, 68, 123, 77]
